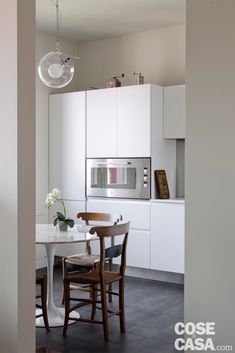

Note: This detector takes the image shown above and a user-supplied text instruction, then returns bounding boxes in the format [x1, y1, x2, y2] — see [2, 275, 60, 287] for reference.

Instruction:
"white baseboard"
[126, 266, 184, 285]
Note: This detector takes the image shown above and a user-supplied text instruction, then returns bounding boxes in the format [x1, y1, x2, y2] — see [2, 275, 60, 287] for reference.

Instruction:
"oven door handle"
[94, 162, 131, 167]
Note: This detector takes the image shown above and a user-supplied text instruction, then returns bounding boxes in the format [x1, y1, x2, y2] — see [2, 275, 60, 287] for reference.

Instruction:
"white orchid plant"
[45, 188, 74, 228]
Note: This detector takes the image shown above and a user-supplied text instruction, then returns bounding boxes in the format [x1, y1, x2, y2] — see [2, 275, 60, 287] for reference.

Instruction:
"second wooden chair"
[63, 221, 130, 341]
[62, 212, 122, 303]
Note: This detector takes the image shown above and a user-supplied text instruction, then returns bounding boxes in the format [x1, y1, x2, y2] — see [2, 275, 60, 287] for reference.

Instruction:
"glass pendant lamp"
[38, 0, 78, 88]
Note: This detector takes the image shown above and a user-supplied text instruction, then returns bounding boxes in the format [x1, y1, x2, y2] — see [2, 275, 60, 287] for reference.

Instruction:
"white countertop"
[150, 198, 185, 204]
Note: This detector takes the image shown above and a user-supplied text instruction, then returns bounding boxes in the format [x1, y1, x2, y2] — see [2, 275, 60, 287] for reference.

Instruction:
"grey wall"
[0, 1, 35, 352]
[185, 0, 235, 349]
[176, 140, 185, 198]
[77, 25, 185, 90]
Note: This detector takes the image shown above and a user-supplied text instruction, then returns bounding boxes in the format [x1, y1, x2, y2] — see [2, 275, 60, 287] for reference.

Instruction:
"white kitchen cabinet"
[127, 230, 150, 268]
[87, 84, 162, 158]
[87, 199, 151, 269]
[49, 92, 86, 200]
[117, 85, 151, 157]
[151, 201, 184, 273]
[87, 199, 151, 230]
[164, 85, 185, 139]
[87, 88, 117, 157]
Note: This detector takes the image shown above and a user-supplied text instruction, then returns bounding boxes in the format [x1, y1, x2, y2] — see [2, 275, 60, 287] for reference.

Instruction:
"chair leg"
[91, 285, 97, 320]
[108, 260, 113, 303]
[41, 278, 50, 332]
[63, 279, 70, 336]
[119, 278, 125, 333]
[61, 293, 65, 305]
[62, 259, 68, 305]
[100, 282, 109, 341]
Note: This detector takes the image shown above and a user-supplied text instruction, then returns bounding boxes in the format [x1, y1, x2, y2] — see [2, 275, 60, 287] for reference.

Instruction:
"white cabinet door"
[164, 85, 185, 139]
[87, 199, 151, 269]
[117, 85, 151, 157]
[151, 202, 184, 273]
[87, 88, 117, 157]
[127, 230, 150, 269]
[87, 199, 151, 230]
[49, 92, 86, 200]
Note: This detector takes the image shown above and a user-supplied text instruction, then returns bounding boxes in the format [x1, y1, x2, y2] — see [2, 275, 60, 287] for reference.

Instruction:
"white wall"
[0, 1, 35, 352]
[36, 31, 80, 224]
[77, 25, 185, 90]
[185, 0, 235, 349]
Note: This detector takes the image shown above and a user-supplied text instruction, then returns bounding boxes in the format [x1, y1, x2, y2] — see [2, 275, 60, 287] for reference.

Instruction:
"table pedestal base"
[36, 306, 80, 328]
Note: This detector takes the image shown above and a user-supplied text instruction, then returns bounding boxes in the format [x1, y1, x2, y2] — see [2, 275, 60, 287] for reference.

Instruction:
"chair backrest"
[77, 212, 123, 254]
[89, 222, 130, 278]
[77, 212, 122, 225]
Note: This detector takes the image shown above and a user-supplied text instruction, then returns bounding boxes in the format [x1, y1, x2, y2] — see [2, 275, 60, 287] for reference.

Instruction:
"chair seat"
[66, 271, 122, 285]
[65, 254, 100, 268]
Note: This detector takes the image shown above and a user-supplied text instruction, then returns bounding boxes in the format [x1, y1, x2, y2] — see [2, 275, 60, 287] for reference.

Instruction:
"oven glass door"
[91, 167, 136, 190]
[87, 158, 150, 199]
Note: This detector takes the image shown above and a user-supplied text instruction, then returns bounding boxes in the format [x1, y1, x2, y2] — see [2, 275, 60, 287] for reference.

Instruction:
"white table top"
[36, 224, 98, 244]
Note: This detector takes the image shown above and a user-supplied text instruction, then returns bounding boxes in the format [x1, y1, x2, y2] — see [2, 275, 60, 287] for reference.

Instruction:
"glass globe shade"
[38, 50, 74, 88]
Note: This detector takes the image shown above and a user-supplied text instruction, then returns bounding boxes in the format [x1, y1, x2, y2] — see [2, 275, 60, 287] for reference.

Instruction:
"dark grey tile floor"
[36, 266, 184, 353]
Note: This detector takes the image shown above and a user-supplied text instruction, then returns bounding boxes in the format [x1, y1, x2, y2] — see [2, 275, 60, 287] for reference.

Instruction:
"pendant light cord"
[51, 0, 62, 49]
[49, 0, 79, 61]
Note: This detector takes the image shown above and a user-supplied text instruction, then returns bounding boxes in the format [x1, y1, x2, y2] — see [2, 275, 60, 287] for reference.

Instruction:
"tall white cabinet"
[49, 92, 86, 201]
[49, 92, 87, 256]
[87, 84, 176, 197]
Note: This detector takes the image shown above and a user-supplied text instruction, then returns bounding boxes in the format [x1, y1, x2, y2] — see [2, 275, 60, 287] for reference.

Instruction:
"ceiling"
[36, 0, 186, 43]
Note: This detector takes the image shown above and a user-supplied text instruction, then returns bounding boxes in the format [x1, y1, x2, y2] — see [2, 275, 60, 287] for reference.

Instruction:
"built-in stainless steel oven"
[86, 158, 151, 199]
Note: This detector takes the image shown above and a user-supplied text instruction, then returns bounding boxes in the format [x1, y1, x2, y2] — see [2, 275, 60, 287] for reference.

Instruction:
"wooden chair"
[36, 274, 50, 331]
[62, 212, 122, 303]
[63, 222, 130, 341]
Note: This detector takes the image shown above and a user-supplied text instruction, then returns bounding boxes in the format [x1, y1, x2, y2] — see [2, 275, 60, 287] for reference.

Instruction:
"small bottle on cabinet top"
[133, 72, 144, 85]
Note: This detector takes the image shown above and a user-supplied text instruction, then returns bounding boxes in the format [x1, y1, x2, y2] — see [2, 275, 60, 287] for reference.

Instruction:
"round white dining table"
[36, 224, 98, 328]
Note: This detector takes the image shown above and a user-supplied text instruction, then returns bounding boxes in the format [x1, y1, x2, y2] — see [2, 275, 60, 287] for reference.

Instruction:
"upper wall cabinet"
[163, 85, 185, 139]
[49, 92, 86, 201]
[116, 85, 151, 157]
[87, 85, 154, 158]
[87, 88, 117, 157]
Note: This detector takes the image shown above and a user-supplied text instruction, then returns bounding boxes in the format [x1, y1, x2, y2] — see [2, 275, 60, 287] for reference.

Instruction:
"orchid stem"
[59, 199, 66, 219]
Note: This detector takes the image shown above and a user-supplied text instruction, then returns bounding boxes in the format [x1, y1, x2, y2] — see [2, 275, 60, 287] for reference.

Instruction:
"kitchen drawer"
[87, 199, 151, 230]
